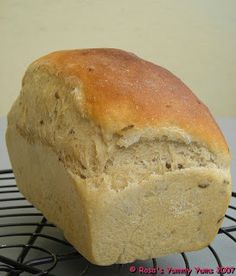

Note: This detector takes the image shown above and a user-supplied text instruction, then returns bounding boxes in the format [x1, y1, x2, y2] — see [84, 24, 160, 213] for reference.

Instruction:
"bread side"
[6, 126, 94, 261]
[6, 126, 231, 264]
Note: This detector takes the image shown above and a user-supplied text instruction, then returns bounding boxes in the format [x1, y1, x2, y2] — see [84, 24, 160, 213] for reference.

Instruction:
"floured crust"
[30, 48, 229, 158]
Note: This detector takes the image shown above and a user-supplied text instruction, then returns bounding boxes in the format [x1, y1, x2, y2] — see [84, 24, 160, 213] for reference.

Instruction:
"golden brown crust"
[32, 48, 229, 155]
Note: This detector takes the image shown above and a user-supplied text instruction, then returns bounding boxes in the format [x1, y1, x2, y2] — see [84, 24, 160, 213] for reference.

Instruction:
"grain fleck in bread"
[6, 48, 231, 265]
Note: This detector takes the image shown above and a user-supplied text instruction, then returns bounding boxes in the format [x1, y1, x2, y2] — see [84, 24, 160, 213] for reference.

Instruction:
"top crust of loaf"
[27, 48, 229, 157]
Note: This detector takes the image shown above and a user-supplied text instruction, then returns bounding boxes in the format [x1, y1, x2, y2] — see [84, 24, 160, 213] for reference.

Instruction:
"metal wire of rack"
[0, 169, 235, 276]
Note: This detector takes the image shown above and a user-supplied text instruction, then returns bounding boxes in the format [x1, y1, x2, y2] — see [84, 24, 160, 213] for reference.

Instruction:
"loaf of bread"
[6, 49, 231, 265]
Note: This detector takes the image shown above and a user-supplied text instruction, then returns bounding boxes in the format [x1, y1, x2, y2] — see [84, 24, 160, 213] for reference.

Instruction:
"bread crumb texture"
[6, 49, 231, 265]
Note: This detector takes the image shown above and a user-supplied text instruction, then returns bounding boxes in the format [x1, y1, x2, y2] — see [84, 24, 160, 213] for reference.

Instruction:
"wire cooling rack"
[0, 169, 235, 276]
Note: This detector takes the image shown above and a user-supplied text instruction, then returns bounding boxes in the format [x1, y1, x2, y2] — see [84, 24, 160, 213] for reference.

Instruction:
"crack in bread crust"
[14, 121, 223, 191]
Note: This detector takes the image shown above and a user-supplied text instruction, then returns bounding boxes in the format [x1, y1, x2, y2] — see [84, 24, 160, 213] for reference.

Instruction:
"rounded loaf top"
[30, 48, 229, 156]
